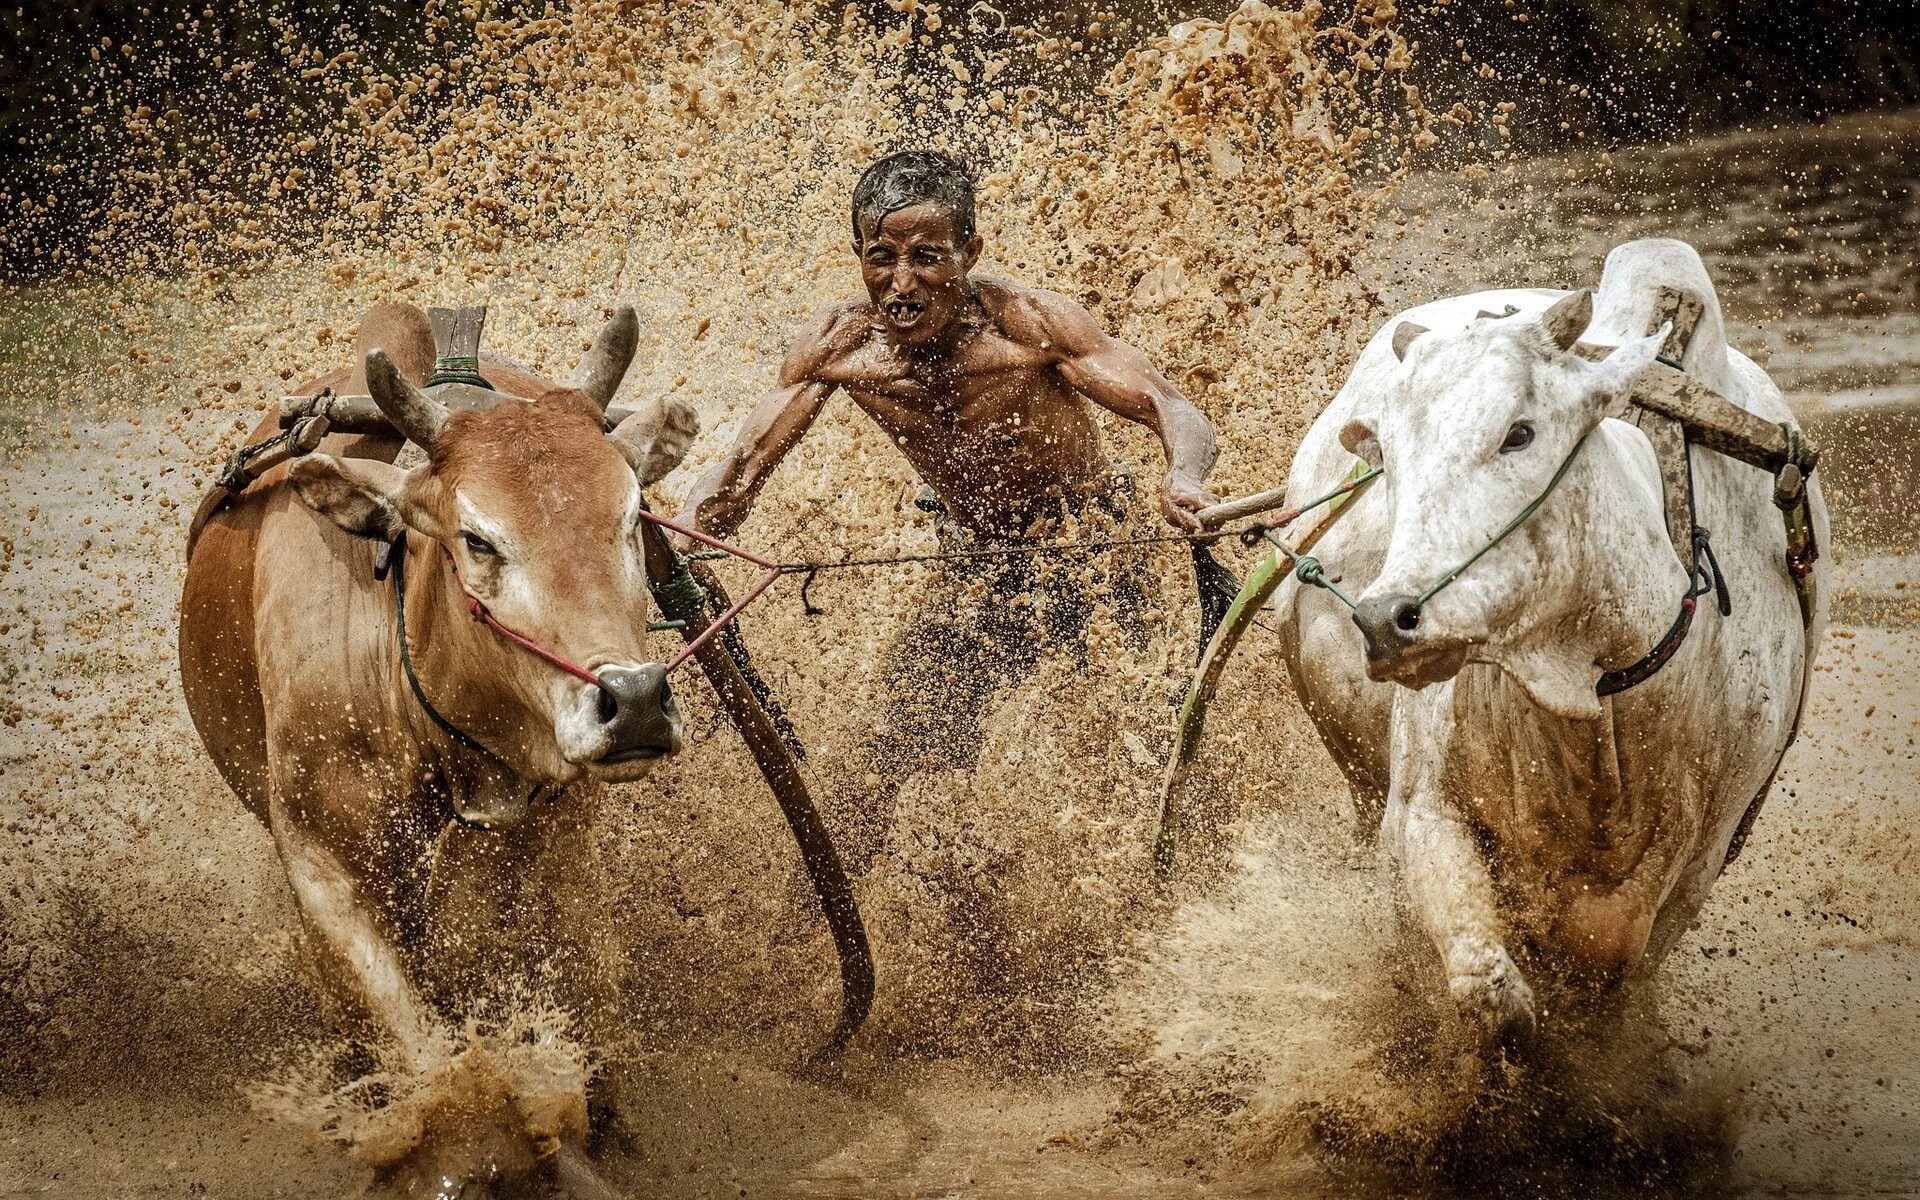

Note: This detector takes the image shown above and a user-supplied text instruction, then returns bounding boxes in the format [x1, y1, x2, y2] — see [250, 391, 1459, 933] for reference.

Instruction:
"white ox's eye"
[1500, 421, 1535, 453]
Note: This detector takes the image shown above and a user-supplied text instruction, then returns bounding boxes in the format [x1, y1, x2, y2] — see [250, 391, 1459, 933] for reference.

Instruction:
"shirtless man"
[675, 150, 1219, 857]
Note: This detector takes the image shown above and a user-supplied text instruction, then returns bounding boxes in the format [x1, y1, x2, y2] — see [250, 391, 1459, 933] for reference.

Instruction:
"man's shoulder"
[973, 276, 1105, 353]
[784, 300, 875, 379]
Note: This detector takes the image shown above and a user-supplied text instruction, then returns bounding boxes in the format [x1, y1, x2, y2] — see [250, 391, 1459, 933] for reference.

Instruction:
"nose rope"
[1412, 432, 1592, 610]
[441, 548, 614, 693]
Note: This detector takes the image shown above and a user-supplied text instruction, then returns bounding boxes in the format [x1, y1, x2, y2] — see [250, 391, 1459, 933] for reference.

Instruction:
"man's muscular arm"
[1004, 286, 1220, 531]
[671, 306, 848, 543]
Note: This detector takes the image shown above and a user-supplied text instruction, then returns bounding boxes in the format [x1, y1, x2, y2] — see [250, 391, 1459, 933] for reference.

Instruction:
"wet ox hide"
[1271, 238, 1829, 1056]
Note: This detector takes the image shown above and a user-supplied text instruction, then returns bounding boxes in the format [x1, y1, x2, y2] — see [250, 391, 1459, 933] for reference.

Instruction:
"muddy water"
[1, 5, 1916, 1197]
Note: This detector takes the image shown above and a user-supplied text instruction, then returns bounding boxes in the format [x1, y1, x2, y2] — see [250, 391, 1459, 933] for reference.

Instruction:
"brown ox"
[180, 302, 696, 1193]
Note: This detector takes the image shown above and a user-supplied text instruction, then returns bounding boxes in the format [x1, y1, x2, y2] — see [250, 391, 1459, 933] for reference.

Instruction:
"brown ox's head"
[289, 308, 699, 792]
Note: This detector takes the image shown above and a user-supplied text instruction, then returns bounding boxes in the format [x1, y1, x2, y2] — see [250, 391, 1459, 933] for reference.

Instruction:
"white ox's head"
[1340, 291, 1667, 718]
[289, 308, 699, 806]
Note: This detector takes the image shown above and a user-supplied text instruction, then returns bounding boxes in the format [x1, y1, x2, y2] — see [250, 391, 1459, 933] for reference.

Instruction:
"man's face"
[855, 201, 981, 348]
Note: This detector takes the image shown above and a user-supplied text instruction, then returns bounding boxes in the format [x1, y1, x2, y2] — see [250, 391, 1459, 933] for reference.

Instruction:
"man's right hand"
[1160, 473, 1221, 534]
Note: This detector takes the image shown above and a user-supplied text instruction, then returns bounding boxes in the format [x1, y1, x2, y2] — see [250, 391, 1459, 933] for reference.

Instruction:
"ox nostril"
[1354, 593, 1425, 662]
[591, 663, 678, 760]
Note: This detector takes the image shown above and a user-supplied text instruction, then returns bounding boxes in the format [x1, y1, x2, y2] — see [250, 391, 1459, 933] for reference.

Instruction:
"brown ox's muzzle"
[1353, 593, 1469, 687]
[592, 663, 682, 762]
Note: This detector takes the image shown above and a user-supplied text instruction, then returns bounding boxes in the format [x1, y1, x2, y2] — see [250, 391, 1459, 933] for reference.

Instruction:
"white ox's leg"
[1400, 794, 1536, 1049]
[1386, 697, 1536, 1053]
[268, 793, 437, 1073]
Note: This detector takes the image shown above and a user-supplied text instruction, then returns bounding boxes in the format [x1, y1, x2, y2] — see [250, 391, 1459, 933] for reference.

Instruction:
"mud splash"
[0, 1, 1915, 1196]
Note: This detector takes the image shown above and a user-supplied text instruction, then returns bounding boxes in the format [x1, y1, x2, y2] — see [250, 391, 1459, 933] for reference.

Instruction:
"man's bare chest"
[819, 326, 1056, 420]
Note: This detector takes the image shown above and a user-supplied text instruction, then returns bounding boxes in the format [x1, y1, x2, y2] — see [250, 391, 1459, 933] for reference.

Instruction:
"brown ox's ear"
[289, 454, 443, 541]
[611, 397, 698, 486]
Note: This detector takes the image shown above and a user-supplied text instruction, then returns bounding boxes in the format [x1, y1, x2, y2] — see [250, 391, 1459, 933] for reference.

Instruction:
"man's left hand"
[1160, 474, 1221, 533]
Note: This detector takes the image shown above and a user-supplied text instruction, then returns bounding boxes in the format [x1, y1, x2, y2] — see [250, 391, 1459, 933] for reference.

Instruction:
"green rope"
[391, 538, 515, 775]
[427, 354, 492, 389]
[1261, 534, 1362, 609]
[1413, 433, 1590, 609]
[648, 557, 709, 625]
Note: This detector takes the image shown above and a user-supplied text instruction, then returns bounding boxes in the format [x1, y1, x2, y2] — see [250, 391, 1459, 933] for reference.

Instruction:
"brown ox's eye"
[461, 532, 499, 558]
[1500, 421, 1535, 453]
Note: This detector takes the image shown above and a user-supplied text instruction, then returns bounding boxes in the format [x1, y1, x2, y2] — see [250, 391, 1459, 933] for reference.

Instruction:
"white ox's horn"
[365, 347, 450, 447]
[1541, 289, 1593, 352]
[572, 305, 641, 413]
[1391, 321, 1429, 361]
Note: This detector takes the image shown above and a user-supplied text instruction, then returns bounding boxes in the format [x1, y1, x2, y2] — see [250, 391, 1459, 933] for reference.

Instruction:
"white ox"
[1274, 239, 1828, 1054]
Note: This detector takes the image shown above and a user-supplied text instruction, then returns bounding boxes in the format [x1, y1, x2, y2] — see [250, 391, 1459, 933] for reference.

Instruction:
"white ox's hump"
[1588, 238, 1732, 395]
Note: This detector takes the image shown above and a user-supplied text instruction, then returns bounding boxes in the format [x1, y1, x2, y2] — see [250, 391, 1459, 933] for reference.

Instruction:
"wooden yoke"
[1573, 287, 1819, 479]
[282, 390, 638, 434]
[1615, 289, 1701, 564]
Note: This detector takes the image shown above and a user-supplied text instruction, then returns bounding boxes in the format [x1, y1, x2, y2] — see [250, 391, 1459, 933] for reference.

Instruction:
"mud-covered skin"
[675, 201, 1220, 542]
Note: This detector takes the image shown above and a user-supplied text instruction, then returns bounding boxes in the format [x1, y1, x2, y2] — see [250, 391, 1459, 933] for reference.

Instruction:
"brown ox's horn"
[1542, 289, 1593, 352]
[366, 347, 450, 447]
[572, 305, 640, 412]
[1391, 321, 1429, 361]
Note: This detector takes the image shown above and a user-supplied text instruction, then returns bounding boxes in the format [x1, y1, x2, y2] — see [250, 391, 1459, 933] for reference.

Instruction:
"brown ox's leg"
[423, 795, 621, 1038]
[268, 793, 438, 1073]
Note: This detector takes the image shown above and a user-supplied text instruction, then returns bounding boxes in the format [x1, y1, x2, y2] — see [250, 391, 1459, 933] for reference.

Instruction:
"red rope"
[435, 512, 785, 685]
[442, 548, 610, 691]
[630, 509, 782, 673]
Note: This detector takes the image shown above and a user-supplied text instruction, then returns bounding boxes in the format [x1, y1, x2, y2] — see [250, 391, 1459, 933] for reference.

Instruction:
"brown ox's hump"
[348, 302, 436, 392]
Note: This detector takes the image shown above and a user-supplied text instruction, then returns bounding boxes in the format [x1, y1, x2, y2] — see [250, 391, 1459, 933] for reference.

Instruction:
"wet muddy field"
[1, 7, 1915, 1197]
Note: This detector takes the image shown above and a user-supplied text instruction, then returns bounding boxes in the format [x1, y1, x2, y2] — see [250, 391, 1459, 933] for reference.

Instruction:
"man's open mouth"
[884, 298, 926, 326]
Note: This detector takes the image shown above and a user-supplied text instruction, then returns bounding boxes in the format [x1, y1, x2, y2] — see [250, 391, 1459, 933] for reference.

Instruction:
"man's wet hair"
[851, 150, 976, 246]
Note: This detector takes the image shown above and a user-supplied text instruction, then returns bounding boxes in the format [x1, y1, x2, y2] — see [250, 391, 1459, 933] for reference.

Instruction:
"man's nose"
[593, 663, 680, 760]
[891, 263, 917, 294]
[1352, 594, 1423, 667]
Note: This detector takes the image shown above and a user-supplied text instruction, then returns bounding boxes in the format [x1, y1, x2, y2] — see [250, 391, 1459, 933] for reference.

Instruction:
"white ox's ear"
[1585, 323, 1671, 400]
[288, 455, 447, 542]
[1540, 289, 1594, 352]
[1391, 321, 1429, 361]
[1339, 415, 1381, 467]
[610, 397, 699, 486]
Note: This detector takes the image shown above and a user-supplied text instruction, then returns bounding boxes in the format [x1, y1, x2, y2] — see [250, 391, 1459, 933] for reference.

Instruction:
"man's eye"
[461, 532, 500, 557]
[1500, 421, 1535, 453]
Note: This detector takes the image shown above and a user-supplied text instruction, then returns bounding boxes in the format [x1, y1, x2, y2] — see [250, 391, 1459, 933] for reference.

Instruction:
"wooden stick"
[1194, 484, 1293, 529]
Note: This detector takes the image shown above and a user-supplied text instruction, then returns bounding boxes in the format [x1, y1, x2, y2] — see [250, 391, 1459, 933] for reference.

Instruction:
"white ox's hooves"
[1447, 944, 1537, 1055]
